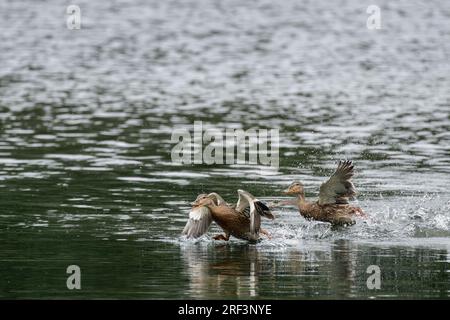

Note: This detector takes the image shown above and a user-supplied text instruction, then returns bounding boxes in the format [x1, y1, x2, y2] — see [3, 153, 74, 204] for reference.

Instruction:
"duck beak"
[190, 201, 196, 206]
[283, 188, 291, 195]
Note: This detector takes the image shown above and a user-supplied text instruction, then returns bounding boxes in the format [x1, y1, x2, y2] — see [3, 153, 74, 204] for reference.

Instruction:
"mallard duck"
[282, 160, 366, 226]
[182, 190, 275, 241]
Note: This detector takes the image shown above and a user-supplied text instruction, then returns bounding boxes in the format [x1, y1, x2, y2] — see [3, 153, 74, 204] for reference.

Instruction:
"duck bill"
[282, 188, 291, 195]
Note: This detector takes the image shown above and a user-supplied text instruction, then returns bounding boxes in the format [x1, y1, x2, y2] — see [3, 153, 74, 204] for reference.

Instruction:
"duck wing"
[182, 206, 213, 238]
[318, 160, 357, 205]
[207, 192, 227, 206]
[236, 189, 274, 237]
[235, 191, 250, 218]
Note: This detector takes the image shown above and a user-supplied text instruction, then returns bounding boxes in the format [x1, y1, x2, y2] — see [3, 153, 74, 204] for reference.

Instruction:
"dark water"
[1, 0, 449, 299]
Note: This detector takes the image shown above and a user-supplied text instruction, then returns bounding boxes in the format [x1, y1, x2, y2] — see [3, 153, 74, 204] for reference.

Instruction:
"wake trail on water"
[168, 193, 450, 248]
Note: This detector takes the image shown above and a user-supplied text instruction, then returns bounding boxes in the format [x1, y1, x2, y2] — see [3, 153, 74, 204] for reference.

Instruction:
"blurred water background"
[0, 0, 449, 298]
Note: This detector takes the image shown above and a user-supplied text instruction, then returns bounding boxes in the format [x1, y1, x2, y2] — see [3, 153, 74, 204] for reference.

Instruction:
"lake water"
[0, 0, 449, 299]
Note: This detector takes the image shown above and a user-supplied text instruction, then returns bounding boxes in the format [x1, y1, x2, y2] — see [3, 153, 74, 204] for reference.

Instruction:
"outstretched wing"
[318, 160, 357, 205]
[182, 206, 212, 238]
[207, 192, 227, 206]
[236, 189, 274, 237]
[236, 191, 251, 217]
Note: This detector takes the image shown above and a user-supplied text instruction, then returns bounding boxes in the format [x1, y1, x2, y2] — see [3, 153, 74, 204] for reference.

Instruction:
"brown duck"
[282, 160, 366, 226]
[182, 190, 274, 241]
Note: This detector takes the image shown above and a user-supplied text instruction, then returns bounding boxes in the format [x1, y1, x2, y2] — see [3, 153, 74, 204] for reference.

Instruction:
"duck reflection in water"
[179, 240, 360, 299]
[181, 245, 262, 298]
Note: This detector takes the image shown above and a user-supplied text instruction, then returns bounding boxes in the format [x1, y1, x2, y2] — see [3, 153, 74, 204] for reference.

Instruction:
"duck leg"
[213, 232, 230, 241]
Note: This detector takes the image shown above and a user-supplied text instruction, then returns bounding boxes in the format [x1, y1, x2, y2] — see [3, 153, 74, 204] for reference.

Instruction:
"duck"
[182, 190, 275, 241]
[282, 160, 366, 226]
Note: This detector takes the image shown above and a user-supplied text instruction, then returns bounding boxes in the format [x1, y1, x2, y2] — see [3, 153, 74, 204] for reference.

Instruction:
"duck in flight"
[182, 190, 274, 242]
[282, 160, 366, 226]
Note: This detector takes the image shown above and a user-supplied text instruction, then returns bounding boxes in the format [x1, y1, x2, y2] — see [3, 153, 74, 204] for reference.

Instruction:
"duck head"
[191, 194, 216, 208]
[190, 193, 208, 206]
[283, 181, 304, 196]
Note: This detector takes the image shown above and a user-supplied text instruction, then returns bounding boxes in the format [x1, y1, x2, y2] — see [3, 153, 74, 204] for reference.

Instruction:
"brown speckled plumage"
[284, 160, 366, 226]
[182, 190, 274, 241]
